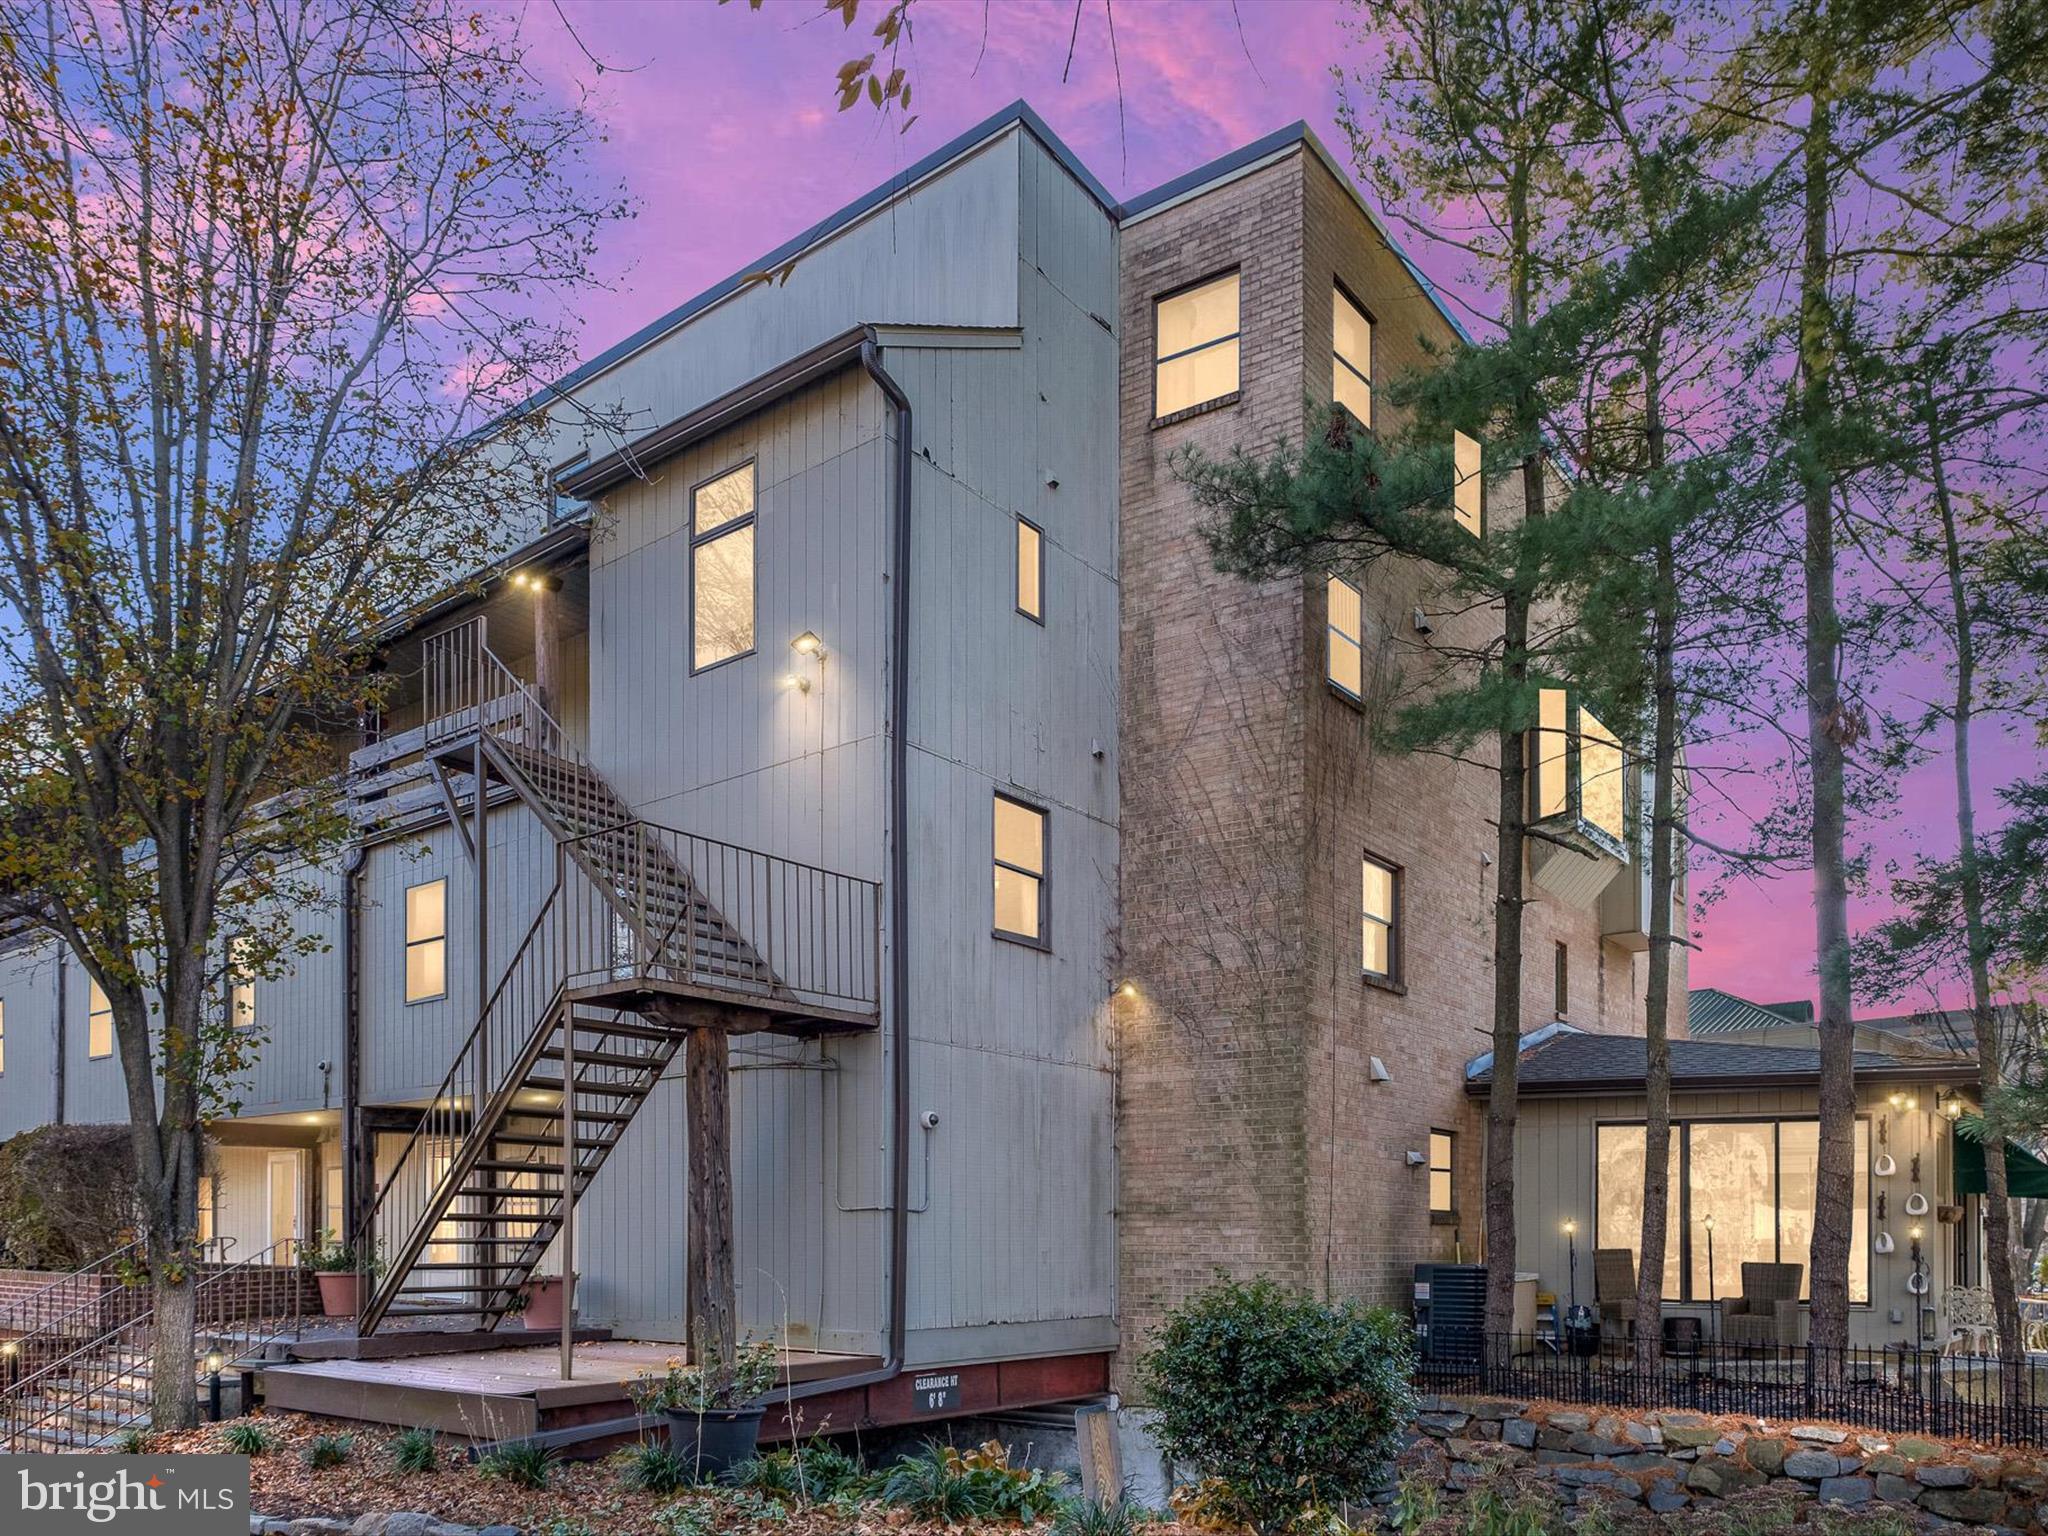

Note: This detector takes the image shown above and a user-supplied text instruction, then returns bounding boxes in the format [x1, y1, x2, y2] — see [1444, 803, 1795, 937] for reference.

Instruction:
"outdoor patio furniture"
[1721, 1261, 1805, 1349]
[1947, 1286, 1997, 1355]
[1594, 1248, 1638, 1342]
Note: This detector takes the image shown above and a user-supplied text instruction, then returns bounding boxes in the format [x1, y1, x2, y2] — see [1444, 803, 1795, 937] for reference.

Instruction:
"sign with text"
[2, 1454, 249, 1534]
[911, 1371, 961, 1413]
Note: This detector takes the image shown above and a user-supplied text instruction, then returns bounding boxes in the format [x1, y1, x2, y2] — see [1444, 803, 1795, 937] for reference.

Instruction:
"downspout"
[341, 843, 366, 1246]
[53, 945, 67, 1125]
[856, 328, 914, 1386]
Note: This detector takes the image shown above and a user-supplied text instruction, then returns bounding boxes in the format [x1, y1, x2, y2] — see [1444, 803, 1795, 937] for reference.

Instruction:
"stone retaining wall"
[1408, 1396, 2048, 1530]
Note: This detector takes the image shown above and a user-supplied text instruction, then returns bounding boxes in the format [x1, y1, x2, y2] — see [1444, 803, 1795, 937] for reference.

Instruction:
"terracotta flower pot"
[520, 1276, 568, 1331]
[315, 1271, 365, 1319]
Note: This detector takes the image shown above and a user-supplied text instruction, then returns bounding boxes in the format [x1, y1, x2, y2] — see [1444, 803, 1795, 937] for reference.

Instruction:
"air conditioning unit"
[1412, 1262, 1486, 1367]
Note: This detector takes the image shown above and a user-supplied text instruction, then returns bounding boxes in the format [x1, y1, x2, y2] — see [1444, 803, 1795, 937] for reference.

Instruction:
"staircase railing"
[0, 1241, 306, 1450]
[560, 823, 880, 1018]
[0, 1239, 145, 1350]
[353, 881, 568, 1335]
[424, 616, 606, 823]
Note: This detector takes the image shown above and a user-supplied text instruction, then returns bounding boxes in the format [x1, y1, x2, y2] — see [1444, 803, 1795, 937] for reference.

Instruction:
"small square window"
[992, 794, 1048, 946]
[1326, 575, 1364, 699]
[87, 980, 113, 1059]
[1332, 286, 1373, 424]
[1452, 431, 1484, 536]
[1361, 855, 1400, 982]
[1429, 1130, 1455, 1215]
[1155, 272, 1241, 418]
[691, 462, 757, 671]
[405, 878, 448, 1003]
[1016, 517, 1044, 622]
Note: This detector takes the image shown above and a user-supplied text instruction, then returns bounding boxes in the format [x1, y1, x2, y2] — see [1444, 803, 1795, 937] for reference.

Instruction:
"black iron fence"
[1415, 1330, 2048, 1450]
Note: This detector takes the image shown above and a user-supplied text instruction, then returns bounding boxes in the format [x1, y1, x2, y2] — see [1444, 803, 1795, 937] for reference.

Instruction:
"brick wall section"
[1115, 146, 1685, 1382]
[1117, 155, 1316, 1372]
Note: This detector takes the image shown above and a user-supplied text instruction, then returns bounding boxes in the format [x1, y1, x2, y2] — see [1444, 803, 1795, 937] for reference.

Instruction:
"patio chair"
[1721, 1262, 1805, 1349]
[1945, 1286, 1996, 1356]
[1593, 1249, 1639, 1342]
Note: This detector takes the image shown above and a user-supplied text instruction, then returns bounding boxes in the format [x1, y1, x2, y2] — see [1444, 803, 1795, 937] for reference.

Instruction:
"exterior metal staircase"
[351, 618, 879, 1335]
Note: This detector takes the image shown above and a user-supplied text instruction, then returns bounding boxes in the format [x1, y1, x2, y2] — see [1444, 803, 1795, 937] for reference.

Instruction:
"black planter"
[664, 1403, 767, 1476]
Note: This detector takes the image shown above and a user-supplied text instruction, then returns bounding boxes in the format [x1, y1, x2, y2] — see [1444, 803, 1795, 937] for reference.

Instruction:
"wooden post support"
[685, 1018, 737, 1374]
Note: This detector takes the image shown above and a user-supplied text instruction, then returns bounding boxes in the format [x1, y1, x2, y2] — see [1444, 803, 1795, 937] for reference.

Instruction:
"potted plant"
[628, 1337, 779, 1476]
[302, 1231, 380, 1319]
[511, 1272, 577, 1331]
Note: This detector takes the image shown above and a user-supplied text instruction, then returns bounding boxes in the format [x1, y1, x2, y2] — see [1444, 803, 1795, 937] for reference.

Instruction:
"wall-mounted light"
[791, 631, 827, 660]
[1888, 1090, 1906, 1109]
[1110, 980, 1137, 1000]
[1938, 1092, 1965, 1121]
[782, 672, 812, 695]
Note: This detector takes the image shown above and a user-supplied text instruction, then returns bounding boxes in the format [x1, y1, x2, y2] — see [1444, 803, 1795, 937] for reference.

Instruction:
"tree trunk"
[1926, 394, 2023, 1373]
[1634, 343, 1678, 1371]
[1798, 69, 1856, 1360]
[685, 1020, 736, 1379]
[1635, 536, 1681, 1369]
[149, 1262, 199, 1432]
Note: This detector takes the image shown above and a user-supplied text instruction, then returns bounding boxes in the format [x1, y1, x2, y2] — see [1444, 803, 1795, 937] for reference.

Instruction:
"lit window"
[1332, 286, 1372, 423]
[197, 1174, 215, 1246]
[1580, 707, 1626, 844]
[1554, 941, 1569, 1018]
[1361, 855, 1399, 980]
[1428, 1131, 1454, 1215]
[88, 980, 113, 1059]
[427, 1146, 462, 1264]
[1326, 575, 1363, 699]
[992, 794, 1047, 945]
[1532, 687, 1628, 847]
[1596, 1117, 1868, 1304]
[229, 937, 256, 1030]
[1016, 517, 1044, 622]
[405, 879, 448, 1003]
[691, 462, 756, 670]
[1452, 431, 1483, 535]
[1155, 272, 1241, 417]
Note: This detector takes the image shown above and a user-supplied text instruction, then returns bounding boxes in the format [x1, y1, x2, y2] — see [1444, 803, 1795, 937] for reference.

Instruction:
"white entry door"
[267, 1153, 303, 1264]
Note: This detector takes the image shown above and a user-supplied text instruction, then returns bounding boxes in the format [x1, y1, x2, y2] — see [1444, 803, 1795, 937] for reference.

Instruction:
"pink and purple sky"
[527, 0, 2036, 1015]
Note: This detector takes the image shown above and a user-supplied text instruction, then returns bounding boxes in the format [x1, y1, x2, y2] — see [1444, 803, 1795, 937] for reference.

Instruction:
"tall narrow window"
[1533, 687, 1571, 819]
[992, 794, 1048, 945]
[1332, 286, 1373, 423]
[1428, 1130, 1454, 1216]
[229, 937, 256, 1030]
[87, 980, 113, 1059]
[1326, 575, 1363, 699]
[691, 461, 757, 670]
[1361, 855, 1399, 981]
[1016, 517, 1044, 622]
[197, 1174, 215, 1247]
[405, 878, 448, 1003]
[1452, 430, 1484, 535]
[1579, 706, 1626, 844]
[1154, 272, 1240, 417]
[1554, 941, 1570, 1018]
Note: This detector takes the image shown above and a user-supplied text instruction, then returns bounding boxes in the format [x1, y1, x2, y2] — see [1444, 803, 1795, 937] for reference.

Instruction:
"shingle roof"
[1688, 987, 1810, 1036]
[1465, 1030, 1976, 1096]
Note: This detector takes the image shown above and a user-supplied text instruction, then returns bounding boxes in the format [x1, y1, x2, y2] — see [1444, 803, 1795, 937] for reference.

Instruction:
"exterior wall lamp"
[786, 631, 827, 694]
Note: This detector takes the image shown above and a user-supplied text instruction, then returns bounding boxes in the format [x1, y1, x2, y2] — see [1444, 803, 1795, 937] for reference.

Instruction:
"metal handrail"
[0, 1239, 145, 1343]
[0, 1241, 306, 1451]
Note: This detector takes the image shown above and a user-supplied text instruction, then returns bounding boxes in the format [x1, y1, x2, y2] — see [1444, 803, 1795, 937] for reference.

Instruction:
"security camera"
[1412, 606, 1435, 636]
[919, 1111, 941, 1131]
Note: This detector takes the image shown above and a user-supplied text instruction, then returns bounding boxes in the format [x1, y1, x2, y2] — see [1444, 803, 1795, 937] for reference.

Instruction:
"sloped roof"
[1465, 1030, 1975, 1097]
[1688, 986, 1810, 1036]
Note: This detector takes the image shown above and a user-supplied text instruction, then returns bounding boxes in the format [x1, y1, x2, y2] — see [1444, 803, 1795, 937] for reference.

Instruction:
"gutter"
[1465, 1061, 1979, 1099]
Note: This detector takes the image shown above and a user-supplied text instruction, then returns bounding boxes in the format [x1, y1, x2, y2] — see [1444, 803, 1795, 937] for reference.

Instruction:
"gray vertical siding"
[0, 939, 61, 1138]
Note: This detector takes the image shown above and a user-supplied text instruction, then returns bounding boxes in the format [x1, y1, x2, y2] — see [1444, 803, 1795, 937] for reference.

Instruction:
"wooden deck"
[258, 1341, 879, 1442]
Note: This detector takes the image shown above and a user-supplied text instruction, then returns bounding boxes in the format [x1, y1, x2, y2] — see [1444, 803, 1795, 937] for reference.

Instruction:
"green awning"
[1952, 1128, 2048, 1198]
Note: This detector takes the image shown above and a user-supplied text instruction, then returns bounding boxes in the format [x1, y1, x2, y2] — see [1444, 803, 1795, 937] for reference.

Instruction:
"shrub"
[1052, 1496, 1157, 1536]
[0, 1124, 142, 1268]
[1136, 1275, 1416, 1535]
[879, 1441, 1066, 1524]
[478, 1440, 557, 1490]
[113, 1427, 150, 1455]
[302, 1433, 354, 1470]
[724, 1442, 870, 1504]
[623, 1439, 695, 1495]
[389, 1427, 439, 1474]
[220, 1421, 276, 1456]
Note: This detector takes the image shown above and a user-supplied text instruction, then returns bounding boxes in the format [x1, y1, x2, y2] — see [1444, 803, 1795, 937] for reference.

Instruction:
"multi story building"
[0, 102, 1670, 1434]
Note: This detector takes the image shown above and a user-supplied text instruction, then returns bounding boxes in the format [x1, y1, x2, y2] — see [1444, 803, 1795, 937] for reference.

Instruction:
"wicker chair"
[1594, 1248, 1639, 1342]
[1721, 1261, 1805, 1349]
